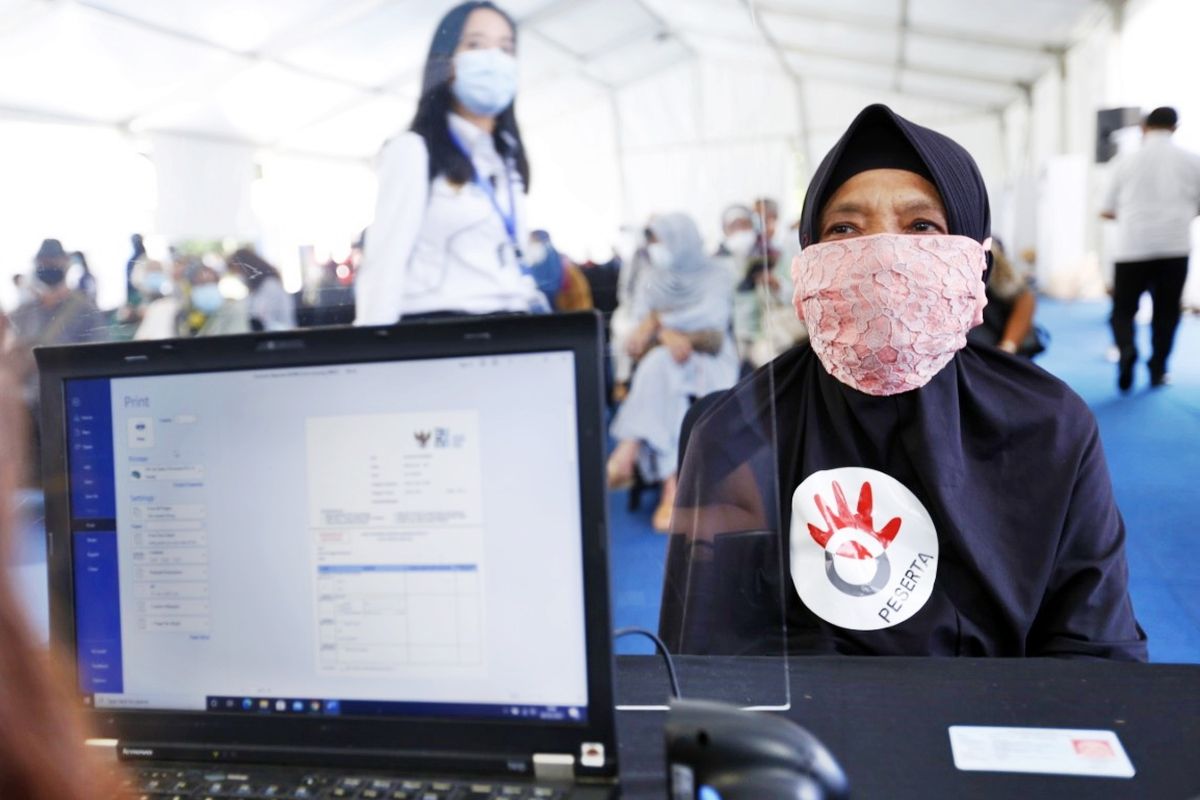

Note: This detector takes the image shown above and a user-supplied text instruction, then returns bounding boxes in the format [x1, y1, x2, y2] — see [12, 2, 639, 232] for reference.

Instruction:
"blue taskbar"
[201, 696, 588, 723]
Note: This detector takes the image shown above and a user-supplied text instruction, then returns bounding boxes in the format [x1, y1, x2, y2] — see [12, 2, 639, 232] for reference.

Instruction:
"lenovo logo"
[121, 748, 155, 758]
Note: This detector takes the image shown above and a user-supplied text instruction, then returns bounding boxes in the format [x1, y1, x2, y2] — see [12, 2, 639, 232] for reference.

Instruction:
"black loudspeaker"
[1096, 107, 1143, 163]
[665, 699, 849, 800]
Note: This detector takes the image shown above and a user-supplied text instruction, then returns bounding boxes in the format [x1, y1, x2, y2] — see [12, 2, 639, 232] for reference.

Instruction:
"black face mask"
[36, 265, 66, 287]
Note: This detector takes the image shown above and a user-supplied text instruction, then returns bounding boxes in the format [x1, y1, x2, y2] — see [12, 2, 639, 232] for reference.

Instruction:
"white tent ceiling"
[5, 0, 1156, 310]
[0, 0, 1111, 160]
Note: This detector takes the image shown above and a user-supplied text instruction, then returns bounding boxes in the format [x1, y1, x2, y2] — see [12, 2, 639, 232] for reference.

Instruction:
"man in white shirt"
[1100, 106, 1200, 390]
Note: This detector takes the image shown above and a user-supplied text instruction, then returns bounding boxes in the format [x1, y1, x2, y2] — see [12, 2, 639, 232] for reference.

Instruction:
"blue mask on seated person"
[191, 284, 224, 314]
[141, 272, 167, 296]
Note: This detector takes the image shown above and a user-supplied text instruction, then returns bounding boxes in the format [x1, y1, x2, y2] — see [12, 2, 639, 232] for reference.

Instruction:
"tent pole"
[1104, 0, 1128, 103]
[740, 1, 813, 181]
[997, 108, 1010, 185]
[1057, 51, 1070, 155]
[1021, 83, 1035, 173]
[792, 76, 813, 180]
[608, 88, 631, 229]
[753, 3, 1069, 55]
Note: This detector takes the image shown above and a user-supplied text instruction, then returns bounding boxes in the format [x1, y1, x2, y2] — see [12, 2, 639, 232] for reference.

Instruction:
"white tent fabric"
[0, 0, 1197, 310]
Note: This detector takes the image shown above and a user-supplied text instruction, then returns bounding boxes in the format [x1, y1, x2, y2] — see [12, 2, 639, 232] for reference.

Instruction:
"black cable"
[613, 626, 681, 700]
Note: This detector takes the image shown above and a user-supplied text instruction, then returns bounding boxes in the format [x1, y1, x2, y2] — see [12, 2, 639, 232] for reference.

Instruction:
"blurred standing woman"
[229, 248, 296, 332]
[355, 1, 545, 323]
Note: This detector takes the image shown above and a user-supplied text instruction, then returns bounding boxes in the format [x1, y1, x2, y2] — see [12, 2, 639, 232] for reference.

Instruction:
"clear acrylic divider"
[616, 271, 793, 711]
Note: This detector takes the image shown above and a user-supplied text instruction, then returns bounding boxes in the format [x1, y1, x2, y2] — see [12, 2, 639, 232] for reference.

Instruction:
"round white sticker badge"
[790, 467, 939, 631]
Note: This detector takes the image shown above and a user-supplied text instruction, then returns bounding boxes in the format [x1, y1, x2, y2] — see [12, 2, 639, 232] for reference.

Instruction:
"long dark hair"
[229, 247, 282, 292]
[410, 1, 530, 190]
[70, 251, 91, 274]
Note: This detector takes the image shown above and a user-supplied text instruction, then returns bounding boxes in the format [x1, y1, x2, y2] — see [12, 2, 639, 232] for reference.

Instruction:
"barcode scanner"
[665, 699, 849, 800]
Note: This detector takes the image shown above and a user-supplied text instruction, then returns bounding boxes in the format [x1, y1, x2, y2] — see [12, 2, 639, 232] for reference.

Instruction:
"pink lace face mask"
[791, 233, 988, 396]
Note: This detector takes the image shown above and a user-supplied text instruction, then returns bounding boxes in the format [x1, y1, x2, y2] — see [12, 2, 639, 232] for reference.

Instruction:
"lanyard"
[448, 127, 522, 259]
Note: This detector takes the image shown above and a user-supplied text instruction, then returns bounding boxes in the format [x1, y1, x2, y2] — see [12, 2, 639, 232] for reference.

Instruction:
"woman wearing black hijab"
[659, 104, 1147, 661]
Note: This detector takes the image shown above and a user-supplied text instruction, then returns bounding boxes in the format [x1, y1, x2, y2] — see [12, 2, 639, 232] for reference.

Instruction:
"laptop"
[36, 312, 618, 799]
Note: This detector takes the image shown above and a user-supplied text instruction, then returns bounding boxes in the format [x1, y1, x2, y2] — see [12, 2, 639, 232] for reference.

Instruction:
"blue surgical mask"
[141, 271, 167, 295]
[191, 284, 223, 314]
[452, 49, 518, 117]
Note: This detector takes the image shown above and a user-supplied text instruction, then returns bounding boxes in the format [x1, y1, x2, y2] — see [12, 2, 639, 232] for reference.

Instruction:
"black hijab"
[801, 104, 989, 247]
[658, 105, 1145, 661]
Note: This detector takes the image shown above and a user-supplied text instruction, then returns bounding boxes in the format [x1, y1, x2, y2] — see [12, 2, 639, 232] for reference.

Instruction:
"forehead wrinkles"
[891, 196, 945, 215]
[821, 187, 945, 227]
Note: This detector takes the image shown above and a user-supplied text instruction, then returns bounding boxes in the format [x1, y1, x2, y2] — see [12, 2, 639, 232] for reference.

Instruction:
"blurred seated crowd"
[1, 198, 1038, 507]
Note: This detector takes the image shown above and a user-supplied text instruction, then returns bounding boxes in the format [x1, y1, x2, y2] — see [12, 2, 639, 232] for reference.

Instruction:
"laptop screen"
[64, 350, 590, 724]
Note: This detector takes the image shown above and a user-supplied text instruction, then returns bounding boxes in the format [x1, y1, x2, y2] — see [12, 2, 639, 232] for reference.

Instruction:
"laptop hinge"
[532, 753, 575, 781]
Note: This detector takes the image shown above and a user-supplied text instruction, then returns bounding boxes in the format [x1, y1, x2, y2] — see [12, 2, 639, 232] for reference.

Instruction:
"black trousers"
[1110, 256, 1190, 372]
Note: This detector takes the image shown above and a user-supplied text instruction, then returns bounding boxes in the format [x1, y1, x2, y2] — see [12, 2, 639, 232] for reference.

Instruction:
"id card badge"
[496, 242, 549, 313]
[948, 725, 1135, 778]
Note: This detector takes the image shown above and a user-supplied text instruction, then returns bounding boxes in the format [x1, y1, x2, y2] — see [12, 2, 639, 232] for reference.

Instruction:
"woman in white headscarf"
[607, 212, 739, 531]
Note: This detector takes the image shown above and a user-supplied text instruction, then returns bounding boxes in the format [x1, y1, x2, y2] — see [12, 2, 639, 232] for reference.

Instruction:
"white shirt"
[249, 276, 296, 331]
[355, 113, 541, 324]
[134, 296, 180, 340]
[1101, 131, 1200, 261]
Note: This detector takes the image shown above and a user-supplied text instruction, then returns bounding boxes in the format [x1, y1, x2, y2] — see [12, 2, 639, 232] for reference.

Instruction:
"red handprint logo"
[808, 480, 902, 596]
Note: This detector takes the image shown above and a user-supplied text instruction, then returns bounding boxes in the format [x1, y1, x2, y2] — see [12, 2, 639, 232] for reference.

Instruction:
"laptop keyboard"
[123, 767, 569, 800]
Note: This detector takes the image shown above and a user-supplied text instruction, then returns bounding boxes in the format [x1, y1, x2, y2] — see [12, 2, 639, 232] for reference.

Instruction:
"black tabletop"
[613, 655, 1200, 799]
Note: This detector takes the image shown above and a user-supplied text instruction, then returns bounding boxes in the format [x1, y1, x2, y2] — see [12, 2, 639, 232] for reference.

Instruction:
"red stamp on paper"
[1072, 739, 1116, 759]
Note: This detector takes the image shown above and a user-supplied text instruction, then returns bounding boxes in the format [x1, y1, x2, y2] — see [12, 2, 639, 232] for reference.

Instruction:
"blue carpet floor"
[609, 298, 1200, 662]
[1034, 300, 1200, 663]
